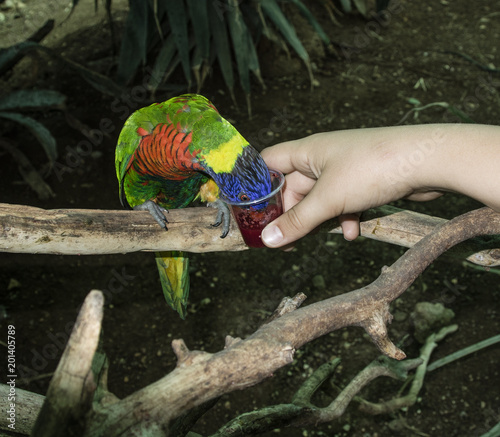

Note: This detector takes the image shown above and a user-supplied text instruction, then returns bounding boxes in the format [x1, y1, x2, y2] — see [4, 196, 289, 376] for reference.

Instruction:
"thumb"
[261, 181, 333, 248]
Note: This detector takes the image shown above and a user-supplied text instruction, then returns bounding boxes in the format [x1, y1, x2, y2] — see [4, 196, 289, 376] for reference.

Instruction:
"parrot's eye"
[238, 193, 250, 202]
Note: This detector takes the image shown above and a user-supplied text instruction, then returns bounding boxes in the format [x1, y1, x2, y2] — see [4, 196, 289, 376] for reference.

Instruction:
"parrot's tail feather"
[155, 251, 190, 319]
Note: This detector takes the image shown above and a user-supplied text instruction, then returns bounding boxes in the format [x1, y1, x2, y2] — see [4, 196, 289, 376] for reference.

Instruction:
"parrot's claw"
[134, 200, 169, 230]
[209, 199, 230, 238]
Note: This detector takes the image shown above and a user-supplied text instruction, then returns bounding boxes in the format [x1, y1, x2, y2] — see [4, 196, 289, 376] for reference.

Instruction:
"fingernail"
[262, 225, 283, 246]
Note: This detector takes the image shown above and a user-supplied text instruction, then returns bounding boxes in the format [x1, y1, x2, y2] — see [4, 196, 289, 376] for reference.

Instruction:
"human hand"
[260, 127, 446, 248]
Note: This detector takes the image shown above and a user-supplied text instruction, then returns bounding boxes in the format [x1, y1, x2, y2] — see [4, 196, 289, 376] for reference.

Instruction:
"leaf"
[339, 0, 352, 13]
[446, 105, 476, 123]
[256, 10, 291, 58]
[0, 139, 55, 200]
[191, 46, 206, 93]
[0, 90, 66, 112]
[149, 34, 178, 96]
[226, 0, 251, 95]
[352, 0, 368, 16]
[0, 112, 58, 163]
[208, 1, 235, 104]
[165, 0, 191, 84]
[152, 0, 164, 40]
[187, 0, 210, 61]
[240, 3, 263, 39]
[288, 0, 330, 45]
[261, 0, 313, 85]
[154, 0, 169, 23]
[0, 19, 54, 77]
[116, 0, 151, 85]
[45, 48, 123, 97]
[0, 41, 39, 74]
[261, 0, 309, 65]
[245, 30, 265, 91]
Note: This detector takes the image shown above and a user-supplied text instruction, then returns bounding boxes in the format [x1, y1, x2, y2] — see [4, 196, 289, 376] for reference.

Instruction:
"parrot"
[115, 94, 272, 319]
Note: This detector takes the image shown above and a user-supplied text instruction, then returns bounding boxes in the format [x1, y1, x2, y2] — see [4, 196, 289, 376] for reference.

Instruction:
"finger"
[281, 171, 316, 212]
[261, 139, 318, 177]
[405, 191, 444, 201]
[262, 176, 336, 248]
[261, 141, 298, 174]
[338, 214, 361, 240]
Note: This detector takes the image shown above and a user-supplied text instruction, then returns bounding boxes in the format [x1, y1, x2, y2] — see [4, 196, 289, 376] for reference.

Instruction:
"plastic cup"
[223, 169, 285, 248]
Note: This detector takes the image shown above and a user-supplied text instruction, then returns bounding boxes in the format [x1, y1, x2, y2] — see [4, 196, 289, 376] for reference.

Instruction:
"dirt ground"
[1, 0, 499, 436]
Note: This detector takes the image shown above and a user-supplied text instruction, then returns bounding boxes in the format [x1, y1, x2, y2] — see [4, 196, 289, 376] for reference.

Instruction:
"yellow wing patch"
[198, 179, 220, 203]
[203, 133, 245, 173]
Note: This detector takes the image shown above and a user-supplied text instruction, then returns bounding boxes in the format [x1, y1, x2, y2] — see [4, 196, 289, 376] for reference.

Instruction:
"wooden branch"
[31, 290, 103, 437]
[349, 205, 500, 266]
[0, 203, 245, 254]
[81, 208, 500, 436]
[1, 203, 499, 266]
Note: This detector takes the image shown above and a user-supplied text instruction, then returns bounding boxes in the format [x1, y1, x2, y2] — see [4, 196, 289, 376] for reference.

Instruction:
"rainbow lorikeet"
[115, 94, 271, 318]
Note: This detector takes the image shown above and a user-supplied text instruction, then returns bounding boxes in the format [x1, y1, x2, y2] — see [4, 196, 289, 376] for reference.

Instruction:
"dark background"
[1, 1, 499, 435]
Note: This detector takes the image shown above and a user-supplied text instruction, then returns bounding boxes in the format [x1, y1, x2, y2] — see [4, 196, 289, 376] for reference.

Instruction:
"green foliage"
[398, 98, 475, 125]
[113, 0, 329, 103]
[0, 25, 123, 199]
[0, 89, 66, 199]
[338, 0, 368, 16]
[0, 89, 66, 165]
[338, 0, 390, 17]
